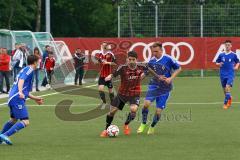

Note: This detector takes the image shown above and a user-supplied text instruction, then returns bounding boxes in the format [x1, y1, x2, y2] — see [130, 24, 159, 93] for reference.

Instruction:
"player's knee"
[10, 118, 17, 123]
[225, 86, 231, 92]
[130, 105, 138, 113]
[22, 120, 30, 126]
[109, 107, 118, 116]
[156, 108, 162, 115]
[98, 85, 104, 91]
[143, 101, 151, 108]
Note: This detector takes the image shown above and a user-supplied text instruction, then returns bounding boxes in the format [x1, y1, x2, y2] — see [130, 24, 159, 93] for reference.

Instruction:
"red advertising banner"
[55, 37, 240, 69]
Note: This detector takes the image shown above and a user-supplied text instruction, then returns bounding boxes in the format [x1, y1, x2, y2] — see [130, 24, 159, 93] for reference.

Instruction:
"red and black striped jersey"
[98, 51, 116, 78]
[112, 64, 145, 97]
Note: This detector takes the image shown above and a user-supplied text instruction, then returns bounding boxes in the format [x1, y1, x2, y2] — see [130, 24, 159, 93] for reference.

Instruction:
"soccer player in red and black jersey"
[100, 51, 147, 137]
[97, 42, 117, 105]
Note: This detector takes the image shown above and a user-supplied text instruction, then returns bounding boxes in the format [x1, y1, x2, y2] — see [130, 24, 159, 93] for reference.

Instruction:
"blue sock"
[4, 121, 26, 137]
[151, 114, 161, 127]
[142, 108, 149, 124]
[224, 92, 231, 105]
[1, 120, 15, 134]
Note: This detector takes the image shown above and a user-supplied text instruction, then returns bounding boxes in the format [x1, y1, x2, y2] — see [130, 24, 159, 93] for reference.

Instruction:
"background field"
[0, 77, 240, 160]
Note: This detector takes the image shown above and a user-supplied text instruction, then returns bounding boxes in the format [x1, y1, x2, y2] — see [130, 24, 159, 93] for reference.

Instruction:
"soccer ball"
[107, 125, 119, 137]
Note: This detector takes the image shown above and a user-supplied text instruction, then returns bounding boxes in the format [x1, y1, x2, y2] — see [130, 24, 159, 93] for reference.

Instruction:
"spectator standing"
[41, 45, 51, 87]
[73, 48, 85, 85]
[0, 48, 11, 94]
[42, 51, 55, 88]
[33, 47, 42, 91]
[12, 43, 27, 80]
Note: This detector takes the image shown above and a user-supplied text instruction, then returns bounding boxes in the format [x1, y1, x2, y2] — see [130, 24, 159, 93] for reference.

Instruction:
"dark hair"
[48, 51, 54, 55]
[225, 40, 232, 44]
[27, 55, 39, 65]
[151, 42, 163, 49]
[34, 47, 40, 54]
[128, 51, 138, 59]
[45, 45, 50, 48]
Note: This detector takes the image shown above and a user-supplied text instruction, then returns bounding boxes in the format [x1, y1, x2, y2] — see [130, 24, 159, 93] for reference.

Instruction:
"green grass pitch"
[0, 77, 240, 160]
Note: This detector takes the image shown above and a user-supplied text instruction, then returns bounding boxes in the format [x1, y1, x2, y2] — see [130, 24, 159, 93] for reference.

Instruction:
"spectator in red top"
[41, 51, 55, 87]
[0, 48, 11, 94]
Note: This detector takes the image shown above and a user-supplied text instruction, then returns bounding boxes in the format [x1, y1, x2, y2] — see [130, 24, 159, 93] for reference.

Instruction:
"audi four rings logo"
[129, 42, 195, 65]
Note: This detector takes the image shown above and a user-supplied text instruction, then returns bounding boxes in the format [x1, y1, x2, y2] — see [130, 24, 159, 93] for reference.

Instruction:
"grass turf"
[0, 77, 240, 160]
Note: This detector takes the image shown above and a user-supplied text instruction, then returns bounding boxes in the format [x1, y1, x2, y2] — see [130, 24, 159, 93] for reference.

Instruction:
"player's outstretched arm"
[165, 67, 182, 84]
[28, 94, 44, 105]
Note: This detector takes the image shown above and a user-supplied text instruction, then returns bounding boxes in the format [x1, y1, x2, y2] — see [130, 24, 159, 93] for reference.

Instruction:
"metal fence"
[118, 4, 240, 37]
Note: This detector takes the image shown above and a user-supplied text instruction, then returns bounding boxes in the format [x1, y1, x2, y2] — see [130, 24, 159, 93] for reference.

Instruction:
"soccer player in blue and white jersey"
[0, 55, 44, 145]
[216, 40, 239, 110]
[137, 42, 181, 135]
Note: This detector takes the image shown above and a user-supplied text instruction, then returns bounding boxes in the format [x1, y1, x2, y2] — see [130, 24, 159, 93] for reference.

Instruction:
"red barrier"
[55, 37, 240, 69]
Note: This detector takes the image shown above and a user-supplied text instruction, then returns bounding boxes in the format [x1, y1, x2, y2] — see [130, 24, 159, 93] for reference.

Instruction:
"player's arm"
[105, 65, 123, 81]
[216, 62, 223, 67]
[234, 63, 239, 70]
[138, 63, 165, 81]
[234, 54, 240, 70]
[216, 55, 223, 67]
[18, 79, 25, 99]
[28, 94, 44, 105]
[140, 72, 146, 80]
[110, 55, 117, 65]
[165, 67, 181, 84]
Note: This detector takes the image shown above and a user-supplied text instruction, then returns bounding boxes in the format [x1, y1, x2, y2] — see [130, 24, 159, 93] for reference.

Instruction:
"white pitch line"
[0, 83, 98, 107]
[1, 81, 240, 107]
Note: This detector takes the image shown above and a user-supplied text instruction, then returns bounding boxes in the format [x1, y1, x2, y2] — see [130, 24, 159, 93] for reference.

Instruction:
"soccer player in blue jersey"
[216, 40, 239, 110]
[0, 55, 44, 145]
[137, 42, 181, 135]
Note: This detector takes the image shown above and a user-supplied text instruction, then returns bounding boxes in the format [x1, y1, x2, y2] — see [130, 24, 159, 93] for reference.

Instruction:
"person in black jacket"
[73, 48, 85, 85]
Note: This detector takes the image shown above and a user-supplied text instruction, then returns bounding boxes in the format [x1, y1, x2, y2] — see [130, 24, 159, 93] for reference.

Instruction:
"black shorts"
[98, 77, 113, 89]
[111, 94, 140, 110]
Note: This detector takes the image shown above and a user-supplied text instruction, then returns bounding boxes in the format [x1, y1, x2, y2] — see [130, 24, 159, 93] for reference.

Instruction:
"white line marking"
[0, 83, 98, 107]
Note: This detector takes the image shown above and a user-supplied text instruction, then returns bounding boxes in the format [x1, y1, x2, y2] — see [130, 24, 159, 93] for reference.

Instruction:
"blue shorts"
[145, 92, 170, 109]
[8, 99, 29, 120]
[220, 77, 234, 88]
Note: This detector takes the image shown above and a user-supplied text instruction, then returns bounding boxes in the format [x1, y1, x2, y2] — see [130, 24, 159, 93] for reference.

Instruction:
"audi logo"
[129, 42, 195, 65]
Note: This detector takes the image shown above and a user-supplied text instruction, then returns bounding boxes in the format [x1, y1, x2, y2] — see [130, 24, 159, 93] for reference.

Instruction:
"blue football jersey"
[8, 66, 34, 103]
[216, 52, 239, 78]
[147, 54, 180, 93]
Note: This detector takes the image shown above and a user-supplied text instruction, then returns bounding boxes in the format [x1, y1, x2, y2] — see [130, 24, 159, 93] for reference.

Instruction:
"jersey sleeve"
[112, 65, 123, 77]
[171, 58, 180, 70]
[234, 54, 239, 63]
[19, 68, 32, 81]
[216, 54, 222, 63]
[141, 63, 151, 75]
[95, 53, 103, 63]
